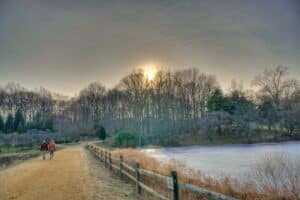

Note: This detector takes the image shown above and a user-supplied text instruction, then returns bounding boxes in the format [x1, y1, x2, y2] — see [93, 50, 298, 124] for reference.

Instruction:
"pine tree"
[98, 126, 106, 140]
[0, 115, 4, 133]
[5, 114, 14, 133]
[33, 112, 42, 129]
[207, 89, 225, 112]
[16, 123, 25, 133]
[95, 125, 106, 140]
[14, 109, 25, 133]
[44, 118, 54, 131]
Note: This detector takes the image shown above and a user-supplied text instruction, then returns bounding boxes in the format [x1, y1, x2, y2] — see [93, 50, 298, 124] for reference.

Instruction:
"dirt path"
[0, 145, 139, 200]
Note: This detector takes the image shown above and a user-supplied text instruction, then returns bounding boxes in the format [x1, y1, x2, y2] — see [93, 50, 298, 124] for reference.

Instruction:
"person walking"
[48, 139, 56, 160]
[40, 140, 48, 160]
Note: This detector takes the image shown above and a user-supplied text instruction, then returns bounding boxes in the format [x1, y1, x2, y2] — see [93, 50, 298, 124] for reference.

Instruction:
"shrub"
[96, 126, 106, 140]
[114, 131, 137, 147]
[249, 153, 300, 199]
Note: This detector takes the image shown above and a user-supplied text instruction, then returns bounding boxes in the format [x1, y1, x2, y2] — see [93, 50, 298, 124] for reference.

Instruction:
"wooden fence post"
[120, 155, 123, 179]
[171, 171, 179, 200]
[109, 153, 112, 170]
[102, 151, 104, 164]
[135, 162, 141, 194]
[100, 150, 103, 161]
[104, 151, 108, 168]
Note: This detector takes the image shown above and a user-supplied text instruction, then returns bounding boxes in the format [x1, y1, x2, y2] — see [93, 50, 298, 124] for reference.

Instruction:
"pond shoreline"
[141, 137, 300, 150]
[142, 140, 300, 178]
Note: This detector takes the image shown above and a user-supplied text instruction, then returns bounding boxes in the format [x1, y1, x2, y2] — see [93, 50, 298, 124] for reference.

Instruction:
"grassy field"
[0, 142, 81, 155]
[0, 144, 68, 170]
[0, 145, 39, 155]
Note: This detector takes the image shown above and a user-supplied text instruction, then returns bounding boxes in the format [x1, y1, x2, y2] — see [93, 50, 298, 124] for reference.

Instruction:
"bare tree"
[253, 66, 299, 136]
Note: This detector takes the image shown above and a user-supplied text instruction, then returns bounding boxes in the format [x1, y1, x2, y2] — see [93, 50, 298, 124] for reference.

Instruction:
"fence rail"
[88, 144, 238, 200]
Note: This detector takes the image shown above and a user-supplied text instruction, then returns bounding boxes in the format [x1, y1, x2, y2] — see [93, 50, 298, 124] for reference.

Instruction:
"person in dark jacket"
[40, 140, 48, 160]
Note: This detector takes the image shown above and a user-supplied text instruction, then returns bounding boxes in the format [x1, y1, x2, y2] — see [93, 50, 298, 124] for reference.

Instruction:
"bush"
[114, 132, 137, 147]
[96, 126, 106, 140]
[250, 153, 300, 198]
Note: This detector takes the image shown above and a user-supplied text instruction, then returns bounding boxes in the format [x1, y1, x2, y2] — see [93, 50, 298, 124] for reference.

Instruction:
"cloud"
[0, 0, 299, 96]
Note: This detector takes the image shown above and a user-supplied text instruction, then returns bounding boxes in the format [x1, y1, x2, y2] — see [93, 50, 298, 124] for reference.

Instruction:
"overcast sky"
[0, 0, 299, 96]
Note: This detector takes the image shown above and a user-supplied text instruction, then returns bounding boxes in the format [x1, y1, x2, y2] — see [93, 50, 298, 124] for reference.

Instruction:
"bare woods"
[0, 66, 299, 146]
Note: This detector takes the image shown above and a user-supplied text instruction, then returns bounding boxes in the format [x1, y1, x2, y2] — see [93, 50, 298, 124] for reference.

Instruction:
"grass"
[0, 145, 39, 155]
[0, 151, 40, 170]
[0, 144, 67, 170]
[0, 142, 75, 155]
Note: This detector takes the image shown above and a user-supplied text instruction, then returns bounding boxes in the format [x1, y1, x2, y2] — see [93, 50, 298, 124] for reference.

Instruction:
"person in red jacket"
[40, 140, 48, 160]
[48, 139, 56, 160]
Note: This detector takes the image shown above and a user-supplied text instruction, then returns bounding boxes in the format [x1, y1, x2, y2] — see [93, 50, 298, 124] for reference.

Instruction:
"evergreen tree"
[16, 123, 25, 133]
[33, 112, 43, 129]
[95, 125, 106, 140]
[44, 118, 54, 131]
[0, 115, 4, 132]
[14, 109, 25, 133]
[207, 89, 226, 112]
[5, 114, 14, 133]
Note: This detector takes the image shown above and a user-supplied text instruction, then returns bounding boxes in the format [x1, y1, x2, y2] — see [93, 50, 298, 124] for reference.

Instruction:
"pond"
[142, 141, 300, 178]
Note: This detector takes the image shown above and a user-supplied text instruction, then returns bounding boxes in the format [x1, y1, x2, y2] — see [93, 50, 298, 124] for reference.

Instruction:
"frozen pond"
[142, 141, 300, 178]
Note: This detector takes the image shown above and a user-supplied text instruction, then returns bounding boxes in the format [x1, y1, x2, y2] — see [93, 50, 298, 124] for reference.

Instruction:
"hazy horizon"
[1, 0, 299, 96]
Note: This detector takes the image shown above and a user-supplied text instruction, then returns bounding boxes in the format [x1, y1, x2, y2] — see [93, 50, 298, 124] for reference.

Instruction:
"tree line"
[0, 84, 61, 134]
[0, 66, 299, 146]
[0, 109, 54, 134]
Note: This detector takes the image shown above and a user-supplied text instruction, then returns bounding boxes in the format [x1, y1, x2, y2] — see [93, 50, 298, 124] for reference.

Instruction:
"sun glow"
[144, 65, 157, 81]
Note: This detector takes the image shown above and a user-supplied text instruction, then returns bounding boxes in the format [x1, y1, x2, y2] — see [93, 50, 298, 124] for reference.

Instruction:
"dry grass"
[111, 148, 238, 199]
[108, 147, 300, 200]
[249, 153, 300, 199]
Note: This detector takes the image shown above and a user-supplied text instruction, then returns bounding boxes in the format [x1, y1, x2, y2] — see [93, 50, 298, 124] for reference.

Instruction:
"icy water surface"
[143, 141, 300, 178]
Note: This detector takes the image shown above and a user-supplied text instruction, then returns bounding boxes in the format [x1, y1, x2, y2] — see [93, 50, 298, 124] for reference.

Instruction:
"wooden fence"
[88, 144, 238, 200]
